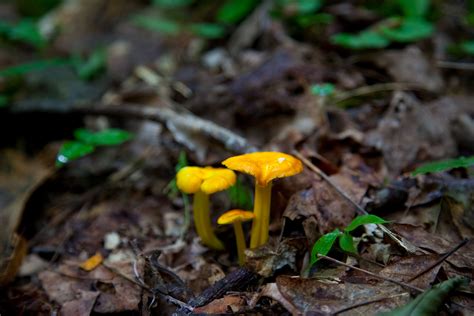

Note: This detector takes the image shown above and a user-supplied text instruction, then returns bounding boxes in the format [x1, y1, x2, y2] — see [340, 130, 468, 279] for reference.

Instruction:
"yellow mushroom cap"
[222, 152, 303, 186]
[217, 209, 255, 225]
[176, 166, 236, 194]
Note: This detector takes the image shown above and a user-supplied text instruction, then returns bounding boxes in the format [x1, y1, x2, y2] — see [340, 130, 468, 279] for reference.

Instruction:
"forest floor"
[0, 0, 473, 315]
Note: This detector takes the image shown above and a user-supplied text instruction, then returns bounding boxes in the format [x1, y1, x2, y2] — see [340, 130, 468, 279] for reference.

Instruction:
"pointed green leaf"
[381, 18, 433, 43]
[56, 141, 95, 167]
[310, 229, 341, 266]
[73, 48, 106, 80]
[132, 15, 181, 35]
[412, 156, 474, 176]
[339, 232, 357, 254]
[190, 23, 226, 39]
[74, 128, 132, 146]
[331, 31, 390, 50]
[217, 0, 259, 24]
[0, 58, 71, 77]
[345, 215, 388, 232]
[381, 277, 469, 315]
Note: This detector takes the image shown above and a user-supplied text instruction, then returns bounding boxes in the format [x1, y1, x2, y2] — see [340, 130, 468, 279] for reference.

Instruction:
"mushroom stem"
[250, 182, 272, 248]
[193, 191, 224, 250]
[233, 221, 246, 266]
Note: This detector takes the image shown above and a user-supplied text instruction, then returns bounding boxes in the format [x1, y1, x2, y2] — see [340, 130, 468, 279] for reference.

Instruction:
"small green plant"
[72, 48, 107, 81]
[164, 151, 189, 198]
[56, 128, 133, 167]
[0, 18, 46, 49]
[310, 83, 336, 97]
[310, 214, 388, 267]
[412, 156, 474, 176]
[331, 0, 434, 49]
[227, 177, 253, 210]
[0, 58, 71, 78]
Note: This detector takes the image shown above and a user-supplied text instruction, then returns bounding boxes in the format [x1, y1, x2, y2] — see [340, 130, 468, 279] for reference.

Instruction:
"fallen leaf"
[80, 252, 103, 271]
[61, 290, 99, 316]
[193, 295, 246, 314]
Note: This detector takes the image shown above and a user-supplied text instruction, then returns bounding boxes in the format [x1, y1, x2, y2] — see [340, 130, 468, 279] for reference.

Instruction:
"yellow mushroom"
[222, 152, 303, 248]
[217, 209, 255, 266]
[177, 166, 236, 250]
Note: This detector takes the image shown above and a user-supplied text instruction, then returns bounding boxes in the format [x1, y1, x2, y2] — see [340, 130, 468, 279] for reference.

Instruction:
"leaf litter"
[0, 0, 473, 315]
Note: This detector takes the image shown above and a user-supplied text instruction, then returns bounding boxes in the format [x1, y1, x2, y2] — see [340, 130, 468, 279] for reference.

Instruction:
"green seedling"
[310, 214, 388, 267]
[412, 156, 474, 176]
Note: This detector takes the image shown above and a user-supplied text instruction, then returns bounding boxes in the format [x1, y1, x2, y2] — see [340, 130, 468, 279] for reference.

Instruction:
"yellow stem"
[193, 191, 224, 250]
[250, 182, 272, 248]
[233, 221, 246, 266]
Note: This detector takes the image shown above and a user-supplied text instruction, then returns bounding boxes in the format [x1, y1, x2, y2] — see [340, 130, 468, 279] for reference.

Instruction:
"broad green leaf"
[381, 277, 469, 315]
[339, 232, 357, 254]
[56, 141, 95, 167]
[217, 0, 259, 24]
[331, 31, 390, 50]
[132, 15, 181, 35]
[412, 156, 474, 176]
[74, 128, 132, 146]
[0, 58, 71, 77]
[398, 0, 430, 18]
[8, 19, 46, 49]
[190, 23, 226, 39]
[381, 18, 433, 43]
[310, 83, 335, 96]
[460, 40, 474, 55]
[73, 48, 106, 80]
[295, 13, 333, 27]
[0, 95, 9, 108]
[152, 0, 193, 8]
[345, 215, 388, 232]
[228, 178, 253, 210]
[310, 229, 341, 266]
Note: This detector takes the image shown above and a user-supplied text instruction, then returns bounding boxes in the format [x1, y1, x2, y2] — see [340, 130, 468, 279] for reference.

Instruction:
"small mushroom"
[222, 152, 303, 248]
[177, 166, 236, 250]
[217, 209, 255, 266]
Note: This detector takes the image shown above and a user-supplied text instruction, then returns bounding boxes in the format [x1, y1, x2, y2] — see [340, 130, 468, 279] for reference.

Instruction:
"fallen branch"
[74, 104, 258, 154]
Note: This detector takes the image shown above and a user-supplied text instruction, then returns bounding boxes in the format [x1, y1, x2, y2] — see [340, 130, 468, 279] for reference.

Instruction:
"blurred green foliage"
[0, 19, 46, 49]
[412, 156, 474, 176]
[228, 177, 253, 210]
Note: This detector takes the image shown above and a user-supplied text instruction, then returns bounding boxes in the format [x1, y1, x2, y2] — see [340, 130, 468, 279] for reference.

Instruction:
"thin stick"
[317, 254, 423, 293]
[333, 83, 425, 104]
[334, 293, 409, 315]
[407, 238, 469, 282]
[293, 151, 415, 253]
[437, 61, 474, 71]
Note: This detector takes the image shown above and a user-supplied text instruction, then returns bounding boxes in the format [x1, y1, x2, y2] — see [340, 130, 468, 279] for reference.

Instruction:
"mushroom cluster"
[175, 152, 302, 265]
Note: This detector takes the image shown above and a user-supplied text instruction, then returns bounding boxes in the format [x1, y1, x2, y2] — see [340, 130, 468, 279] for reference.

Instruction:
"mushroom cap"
[176, 166, 236, 194]
[222, 152, 303, 186]
[217, 209, 255, 225]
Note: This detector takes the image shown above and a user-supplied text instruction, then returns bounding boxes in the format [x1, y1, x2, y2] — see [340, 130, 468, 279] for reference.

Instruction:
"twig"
[73, 104, 258, 154]
[437, 61, 474, 71]
[407, 239, 469, 282]
[334, 293, 409, 315]
[292, 151, 417, 253]
[317, 254, 423, 293]
[333, 83, 425, 104]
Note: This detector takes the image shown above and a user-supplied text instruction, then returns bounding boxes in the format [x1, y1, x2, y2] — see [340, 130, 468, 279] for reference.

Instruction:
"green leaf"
[310, 83, 335, 96]
[0, 58, 71, 77]
[277, 0, 323, 15]
[0, 95, 9, 108]
[152, 0, 193, 8]
[132, 15, 181, 35]
[412, 156, 474, 176]
[8, 19, 46, 49]
[339, 232, 357, 254]
[295, 13, 333, 27]
[74, 128, 132, 146]
[398, 0, 430, 18]
[56, 141, 95, 167]
[381, 18, 433, 42]
[331, 31, 390, 50]
[175, 150, 188, 172]
[381, 277, 469, 315]
[310, 229, 341, 266]
[190, 23, 226, 39]
[228, 177, 254, 210]
[460, 40, 474, 55]
[73, 48, 106, 80]
[345, 215, 388, 232]
[217, 0, 259, 24]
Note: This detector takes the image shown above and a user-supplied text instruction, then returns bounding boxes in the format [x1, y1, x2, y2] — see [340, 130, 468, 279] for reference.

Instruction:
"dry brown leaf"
[193, 295, 246, 314]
